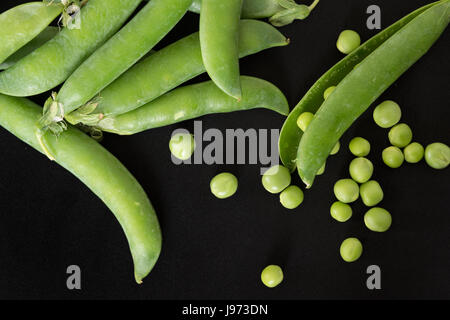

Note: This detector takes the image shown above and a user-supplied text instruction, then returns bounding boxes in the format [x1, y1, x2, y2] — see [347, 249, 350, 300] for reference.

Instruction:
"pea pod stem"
[278, 0, 440, 172]
[298, 0, 449, 187]
[0, 94, 162, 284]
[95, 76, 289, 135]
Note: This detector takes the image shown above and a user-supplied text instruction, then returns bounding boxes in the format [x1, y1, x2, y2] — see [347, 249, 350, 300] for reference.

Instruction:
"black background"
[0, 0, 448, 300]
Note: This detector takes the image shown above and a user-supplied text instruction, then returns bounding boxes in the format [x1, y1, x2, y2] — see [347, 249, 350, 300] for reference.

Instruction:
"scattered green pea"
[382, 146, 404, 168]
[388, 123, 413, 148]
[280, 185, 304, 209]
[296, 112, 314, 132]
[323, 86, 336, 100]
[210, 172, 238, 199]
[330, 141, 340, 155]
[340, 238, 363, 262]
[364, 207, 392, 232]
[334, 179, 359, 203]
[316, 162, 325, 175]
[403, 142, 424, 163]
[262, 165, 291, 194]
[425, 142, 450, 169]
[330, 201, 352, 222]
[349, 157, 374, 184]
[169, 132, 195, 160]
[261, 265, 283, 288]
[349, 137, 370, 157]
[359, 180, 384, 207]
[336, 30, 361, 54]
[373, 100, 402, 128]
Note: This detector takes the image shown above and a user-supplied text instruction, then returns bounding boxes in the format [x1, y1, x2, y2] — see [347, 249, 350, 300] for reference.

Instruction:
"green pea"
[169, 133, 195, 160]
[336, 30, 361, 54]
[388, 123, 413, 148]
[316, 162, 326, 175]
[262, 165, 291, 194]
[330, 141, 340, 155]
[296, 112, 314, 132]
[330, 201, 352, 222]
[425, 142, 450, 169]
[349, 157, 373, 183]
[210, 172, 238, 199]
[333, 179, 359, 203]
[404, 142, 424, 163]
[382, 146, 404, 168]
[348, 137, 370, 157]
[364, 207, 392, 232]
[323, 86, 336, 100]
[340, 238, 363, 262]
[359, 180, 384, 207]
[280, 185, 304, 209]
[261, 265, 283, 288]
[373, 100, 402, 128]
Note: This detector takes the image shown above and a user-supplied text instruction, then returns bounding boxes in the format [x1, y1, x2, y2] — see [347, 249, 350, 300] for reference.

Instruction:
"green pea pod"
[0, 2, 62, 64]
[200, 0, 243, 100]
[65, 19, 288, 125]
[96, 76, 289, 135]
[0, 26, 59, 70]
[0, 93, 162, 284]
[279, 1, 439, 172]
[190, 0, 319, 26]
[0, 0, 142, 97]
[44, 0, 192, 135]
[298, 0, 449, 187]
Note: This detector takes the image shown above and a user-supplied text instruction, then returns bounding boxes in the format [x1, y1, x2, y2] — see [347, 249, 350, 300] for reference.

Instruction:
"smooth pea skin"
[340, 238, 363, 262]
[373, 100, 402, 128]
[359, 180, 384, 207]
[425, 142, 450, 169]
[382, 146, 404, 168]
[388, 123, 413, 148]
[296, 112, 314, 132]
[0, 94, 161, 284]
[261, 265, 283, 288]
[323, 86, 336, 100]
[169, 133, 195, 160]
[330, 201, 352, 222]
[349, 157, 374, 183]
[316, 162, 325, 175]
[334, 179, 359, 203]
[330, 141, 340, 155]
[336, 30, 361, 54]
[404, 142, 424, 163]
[262, 165, 291, 194]
[210, 173, 238, 199]
[349, 137, 370, 157]
[280, 185, 304, 209]
[364, 207, 392, 232]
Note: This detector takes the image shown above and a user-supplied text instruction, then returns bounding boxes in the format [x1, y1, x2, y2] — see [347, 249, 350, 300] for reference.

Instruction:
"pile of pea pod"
[0, 0, 448, 287]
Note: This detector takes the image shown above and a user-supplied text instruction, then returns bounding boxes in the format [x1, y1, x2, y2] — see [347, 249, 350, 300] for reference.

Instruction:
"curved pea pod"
[96, 76, 289, 135]
[0, 2, 62, 64]
[278, 0, 440, 172]
[0, 27, 58, 70]
[66, 19, 288, 125]
[0, 0, 142, 96]
[0, 94, 162, 284]
[298, 1, 449, 187]
[200, 0, 243, 100]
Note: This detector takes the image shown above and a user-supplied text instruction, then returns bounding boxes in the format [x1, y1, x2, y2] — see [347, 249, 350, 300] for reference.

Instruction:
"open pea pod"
[297, 0, 449, 187]
[0, 2, 62, 64]
[279, 1, 440, 172]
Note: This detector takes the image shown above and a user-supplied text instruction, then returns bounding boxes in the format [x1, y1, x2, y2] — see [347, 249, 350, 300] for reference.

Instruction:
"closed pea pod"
[0, 2, 62, 65]
[0, 0, 143, 97]
[96, 76, 289, 135]
[297, 1, 449, 187]
[200, 0, 243, 100]
[0, 94, 162, 284]
[66, 19, 289, 124]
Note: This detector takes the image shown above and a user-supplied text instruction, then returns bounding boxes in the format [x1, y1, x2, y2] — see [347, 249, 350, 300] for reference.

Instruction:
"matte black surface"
[0, 0, 448, 300]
